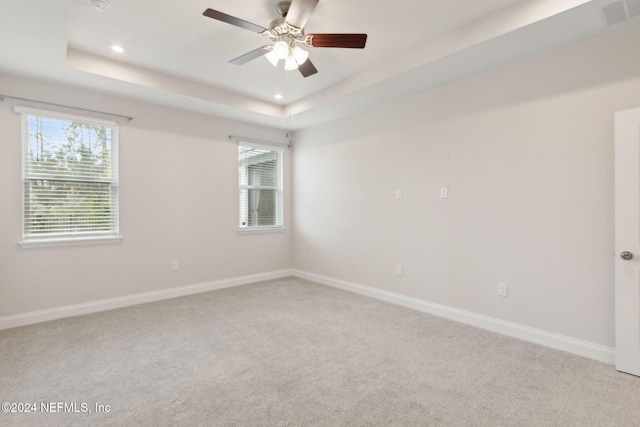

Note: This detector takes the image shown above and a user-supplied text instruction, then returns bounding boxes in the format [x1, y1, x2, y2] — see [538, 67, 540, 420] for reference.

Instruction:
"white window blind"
[238, 141, 283, 229]
[20, 107, 119, 241]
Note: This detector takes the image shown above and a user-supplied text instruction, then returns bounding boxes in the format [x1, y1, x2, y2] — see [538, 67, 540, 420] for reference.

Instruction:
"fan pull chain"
[285, 70, 292, 146]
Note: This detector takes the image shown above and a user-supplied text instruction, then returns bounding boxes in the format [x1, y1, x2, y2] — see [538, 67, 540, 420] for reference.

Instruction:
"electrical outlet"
[396, 265, 403, 276]
[395, 189, 403, 200]
[440, 187, 449, 199]
[172, 261, 179, 271]
[498, 283, 508, 297]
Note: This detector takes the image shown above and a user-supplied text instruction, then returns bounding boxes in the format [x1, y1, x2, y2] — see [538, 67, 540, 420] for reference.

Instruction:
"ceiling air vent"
[627, 0, 640, 17]
[91, 0, 110, 12]
[602, 1, 627, 25]
[601, 0, 640, 25]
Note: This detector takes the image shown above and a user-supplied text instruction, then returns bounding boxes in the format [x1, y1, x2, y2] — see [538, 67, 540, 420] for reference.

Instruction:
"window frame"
[17, 106, 122, 248]
[237, 140, 285, 233]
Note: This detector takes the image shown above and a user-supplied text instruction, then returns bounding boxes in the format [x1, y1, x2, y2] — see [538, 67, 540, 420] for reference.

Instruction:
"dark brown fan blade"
[229, 46, 272, 65]
[305, 34, 367, 48]
[203, 9, 267, 33]
[285, 0, 319, 29]
[298, 58, 318, 77]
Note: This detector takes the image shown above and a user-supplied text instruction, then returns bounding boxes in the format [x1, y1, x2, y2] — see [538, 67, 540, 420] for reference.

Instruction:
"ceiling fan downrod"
[276, 1, 291, 18]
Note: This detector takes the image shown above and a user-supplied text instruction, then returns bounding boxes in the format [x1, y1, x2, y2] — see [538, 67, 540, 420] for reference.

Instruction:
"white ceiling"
[0, 0, 638, 130]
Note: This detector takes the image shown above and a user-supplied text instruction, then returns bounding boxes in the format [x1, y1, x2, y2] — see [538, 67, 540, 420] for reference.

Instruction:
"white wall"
[0, 73, 291, 318]
[292, 24, 640, 349]
[3, 23, 640, 352]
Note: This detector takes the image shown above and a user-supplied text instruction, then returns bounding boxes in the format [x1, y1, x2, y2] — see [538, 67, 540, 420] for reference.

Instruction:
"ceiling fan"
[202, 0, 367, 77]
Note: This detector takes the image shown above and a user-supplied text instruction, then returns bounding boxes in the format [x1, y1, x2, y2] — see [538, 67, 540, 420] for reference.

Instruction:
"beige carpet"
[1, 276, 639, 426]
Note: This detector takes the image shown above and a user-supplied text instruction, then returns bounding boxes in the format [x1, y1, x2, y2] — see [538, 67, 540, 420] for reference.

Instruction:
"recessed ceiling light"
[111, 45, 124, 53]
[274, 94, 283, 100]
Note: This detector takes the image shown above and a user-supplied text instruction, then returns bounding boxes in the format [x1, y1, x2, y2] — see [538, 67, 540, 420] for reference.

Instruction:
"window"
[19, 107, 119, 245]
[238, 141, 284, 230]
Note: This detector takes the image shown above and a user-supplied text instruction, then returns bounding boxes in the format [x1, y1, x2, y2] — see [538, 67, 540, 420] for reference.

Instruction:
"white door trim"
[614, 107, 640, 376]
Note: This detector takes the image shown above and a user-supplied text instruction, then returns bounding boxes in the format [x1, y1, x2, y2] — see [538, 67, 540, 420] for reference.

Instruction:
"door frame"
[614, 107, 640, 376]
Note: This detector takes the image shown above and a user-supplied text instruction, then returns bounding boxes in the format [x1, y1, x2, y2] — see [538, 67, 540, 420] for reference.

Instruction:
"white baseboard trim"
[1, 268, 615, 365]
[0, 269, 295, 331]
[292, 269, 615, 365]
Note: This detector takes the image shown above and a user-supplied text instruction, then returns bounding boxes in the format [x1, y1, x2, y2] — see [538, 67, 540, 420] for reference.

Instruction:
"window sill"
[237, 226, 286, 235]
[18, 235, 123, 249]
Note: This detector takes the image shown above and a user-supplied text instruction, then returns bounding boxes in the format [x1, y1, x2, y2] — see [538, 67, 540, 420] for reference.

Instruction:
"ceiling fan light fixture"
[265, 49, 280, 67]
[291, 46, 309, 65]
[284, 55, 298, 71]
[272, 40, 290, 60]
